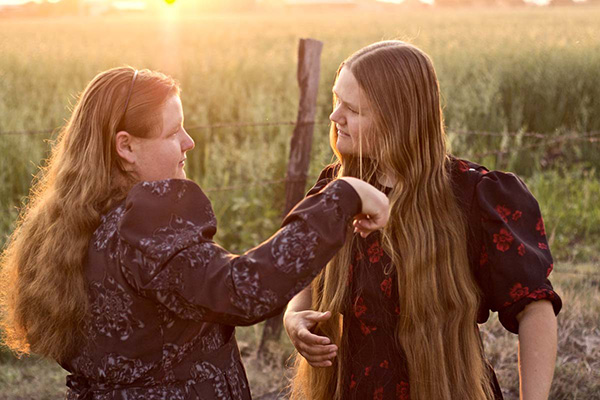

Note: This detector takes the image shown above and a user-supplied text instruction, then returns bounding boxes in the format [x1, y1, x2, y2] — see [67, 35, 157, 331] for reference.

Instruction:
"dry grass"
[2, 262, 596, 399]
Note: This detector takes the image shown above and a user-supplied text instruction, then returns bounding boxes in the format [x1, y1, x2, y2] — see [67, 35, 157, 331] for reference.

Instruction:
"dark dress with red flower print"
[307, 157, 562, 400]
[60, 178, 362, 400]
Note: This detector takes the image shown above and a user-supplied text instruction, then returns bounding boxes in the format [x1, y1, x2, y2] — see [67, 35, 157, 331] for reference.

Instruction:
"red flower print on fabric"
[394, 305, 400, 315]
[354, 296, 367, 318]
[509, 283, 530, 301]
[457, 160, 469, 172]
[396, 381, 410, 400]
[538, 242, 548, 250]
[512, 210, 522, 221]
[360, 320, 377, 335]
[365, 366, 372, 376]
[546, 263, 554, 277]
[493, 228, 514, 252]
[374, 387, 384, 400]
[379, 360, 389, 369]
[517, 243, 526, 256]
[480, 245, 488, 266]
[495, 205, 511, 223]
[536, 217, 546, 236]
[380, 277, 392, 298]
[526, 288, 556, 302]
[368, 240, 384, 263]
[350, 374, 357, 390]
[356, 250, 364, 261]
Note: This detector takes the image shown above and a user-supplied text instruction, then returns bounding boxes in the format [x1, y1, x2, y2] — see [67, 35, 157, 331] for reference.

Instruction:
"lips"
[337, 126, 350, 137]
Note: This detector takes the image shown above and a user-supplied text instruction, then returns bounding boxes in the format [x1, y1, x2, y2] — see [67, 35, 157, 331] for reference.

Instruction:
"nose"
[329, 104, 345, 126]
[182, 128, 195, 152]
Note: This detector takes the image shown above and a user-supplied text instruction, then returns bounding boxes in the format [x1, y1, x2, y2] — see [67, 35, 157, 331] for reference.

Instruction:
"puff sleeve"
[475, 171, 562, 334]
[116, 178, 360, 326]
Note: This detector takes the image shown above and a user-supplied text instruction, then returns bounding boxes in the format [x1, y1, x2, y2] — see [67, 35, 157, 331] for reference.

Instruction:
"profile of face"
[116, 95, 195, 182]
[330, 66, 374, 157]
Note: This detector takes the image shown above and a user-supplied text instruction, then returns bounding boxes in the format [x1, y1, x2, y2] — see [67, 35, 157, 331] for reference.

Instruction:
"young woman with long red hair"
[0, 66, 389, 399]
[284, 41, 561, 400]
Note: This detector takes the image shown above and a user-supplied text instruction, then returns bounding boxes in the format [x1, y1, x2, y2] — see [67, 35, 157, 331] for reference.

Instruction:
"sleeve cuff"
[326, 179, 362, 218]
[498, 285, 562, 334]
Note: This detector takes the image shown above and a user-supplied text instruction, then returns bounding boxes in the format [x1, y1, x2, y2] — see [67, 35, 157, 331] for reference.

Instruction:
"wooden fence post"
[257, 38, 324, 357]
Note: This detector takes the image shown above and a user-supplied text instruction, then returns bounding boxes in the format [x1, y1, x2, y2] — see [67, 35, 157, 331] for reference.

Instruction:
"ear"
[115, 131, 137, 166]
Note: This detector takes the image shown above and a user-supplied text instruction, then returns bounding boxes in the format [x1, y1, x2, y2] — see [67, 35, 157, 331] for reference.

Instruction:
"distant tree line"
[2, 0, 597, 18]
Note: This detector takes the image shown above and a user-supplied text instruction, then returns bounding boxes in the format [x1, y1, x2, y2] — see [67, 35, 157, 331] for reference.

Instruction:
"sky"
[0, 0, 559, 7]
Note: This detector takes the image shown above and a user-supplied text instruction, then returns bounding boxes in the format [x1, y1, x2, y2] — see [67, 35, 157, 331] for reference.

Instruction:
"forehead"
[161, 95, 183, 126]
[334, 67, 364, 105]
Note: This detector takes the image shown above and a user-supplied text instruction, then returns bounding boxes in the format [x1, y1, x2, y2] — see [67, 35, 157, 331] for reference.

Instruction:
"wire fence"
[2, 120, 599, 138]
[1, 121, 599, 276]
[2, 120, 599, 193]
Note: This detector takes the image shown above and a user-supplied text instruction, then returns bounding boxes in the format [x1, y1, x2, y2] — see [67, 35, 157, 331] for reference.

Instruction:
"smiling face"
[127, 95, 195, 182]
[330, 66, 374, 157]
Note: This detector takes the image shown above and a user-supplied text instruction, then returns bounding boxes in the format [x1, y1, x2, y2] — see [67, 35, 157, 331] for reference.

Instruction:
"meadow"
[0, 6, 599, 399]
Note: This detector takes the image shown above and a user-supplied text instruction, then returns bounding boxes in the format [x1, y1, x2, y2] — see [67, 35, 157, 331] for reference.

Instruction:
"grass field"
[1, 6, 599, 399]
[1, 7, 600, 259]
[1, 262, 598, 399]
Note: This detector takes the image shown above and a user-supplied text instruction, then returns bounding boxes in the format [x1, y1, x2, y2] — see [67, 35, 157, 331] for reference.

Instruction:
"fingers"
[353, 216, 383, 238]
[302, 352, 337, 368]
[297, 328, 331, 346]
[298, 330, 337, 350]
[285, 310, 338, 368]
[303, 310, 333, 324]
[296, 333, 338, 367]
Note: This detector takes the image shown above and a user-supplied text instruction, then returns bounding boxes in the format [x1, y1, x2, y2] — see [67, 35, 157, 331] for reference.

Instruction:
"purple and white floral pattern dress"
[62, 178, 361, 400]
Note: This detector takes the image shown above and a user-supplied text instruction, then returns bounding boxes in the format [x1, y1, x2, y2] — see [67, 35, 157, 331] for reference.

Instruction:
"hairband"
[122, 69, 138, 118]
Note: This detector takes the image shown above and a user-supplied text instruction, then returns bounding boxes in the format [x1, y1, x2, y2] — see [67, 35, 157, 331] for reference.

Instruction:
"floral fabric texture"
[62, 178, 361, 399]
[307, 158, 562, 400]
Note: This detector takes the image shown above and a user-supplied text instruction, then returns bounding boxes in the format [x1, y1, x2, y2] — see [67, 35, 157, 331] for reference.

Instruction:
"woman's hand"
[338, 177, 390, 237]
[284, 310, 338, 367]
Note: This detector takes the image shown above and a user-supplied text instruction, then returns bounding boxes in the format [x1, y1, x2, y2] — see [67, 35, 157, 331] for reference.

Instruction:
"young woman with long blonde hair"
[0, 66, 389, 399]
[285, 41, 561, 400]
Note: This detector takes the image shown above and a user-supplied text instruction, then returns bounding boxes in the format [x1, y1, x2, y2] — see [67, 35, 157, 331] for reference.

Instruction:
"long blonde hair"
[0, 67, 178, 362]
[291, 41, 494, 400]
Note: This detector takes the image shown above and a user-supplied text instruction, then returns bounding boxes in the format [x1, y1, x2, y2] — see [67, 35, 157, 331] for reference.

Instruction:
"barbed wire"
[1, 120, 599, 139]
[471, 131, 600, 159]
[0, 120, 328, 137]
[203, 177, 288, 193]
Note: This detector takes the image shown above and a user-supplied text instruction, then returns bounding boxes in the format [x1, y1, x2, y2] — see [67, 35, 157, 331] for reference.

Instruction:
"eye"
[347, 106, 359, 114]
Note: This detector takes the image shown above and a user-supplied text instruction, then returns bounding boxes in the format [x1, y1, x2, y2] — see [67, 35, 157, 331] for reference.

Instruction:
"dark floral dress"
[307, 157, 562, 400]
[61, 178, 361, 400]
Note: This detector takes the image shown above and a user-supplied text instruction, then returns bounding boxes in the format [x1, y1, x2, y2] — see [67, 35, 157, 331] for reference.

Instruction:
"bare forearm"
[517, 300, 557, 400]
[286, 284, 313, 313]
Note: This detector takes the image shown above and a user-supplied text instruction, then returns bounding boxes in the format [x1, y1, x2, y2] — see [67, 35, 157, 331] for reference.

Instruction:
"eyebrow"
[333, 89, 360, 111]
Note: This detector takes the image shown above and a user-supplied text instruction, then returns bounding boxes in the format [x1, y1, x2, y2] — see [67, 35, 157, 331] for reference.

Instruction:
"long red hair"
[0, 67, 178, 362]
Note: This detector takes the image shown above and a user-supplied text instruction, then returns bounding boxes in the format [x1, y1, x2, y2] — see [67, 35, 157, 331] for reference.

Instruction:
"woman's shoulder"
[449, 155, 534, 198]
[120, 179, 217, 247]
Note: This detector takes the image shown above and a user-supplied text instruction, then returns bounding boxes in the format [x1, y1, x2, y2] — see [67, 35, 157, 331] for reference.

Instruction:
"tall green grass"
[1, 9, 599, 258]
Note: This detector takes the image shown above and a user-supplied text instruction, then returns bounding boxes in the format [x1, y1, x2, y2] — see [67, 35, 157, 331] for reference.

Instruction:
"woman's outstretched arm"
[118, 178, 388, 327]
